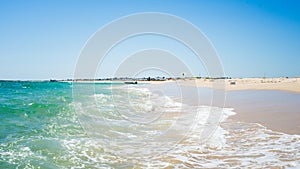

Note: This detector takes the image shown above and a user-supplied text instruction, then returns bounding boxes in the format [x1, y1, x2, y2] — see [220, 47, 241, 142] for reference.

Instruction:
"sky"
[0, 0, 299, 80]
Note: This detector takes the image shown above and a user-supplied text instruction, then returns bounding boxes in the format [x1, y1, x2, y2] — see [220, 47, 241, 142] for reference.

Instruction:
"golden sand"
[176, 77, 300, 93]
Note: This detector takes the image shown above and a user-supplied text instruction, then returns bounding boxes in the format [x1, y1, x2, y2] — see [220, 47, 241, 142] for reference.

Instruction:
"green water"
[1, 81, 300, 168]
[0, 81, 80, 168]
[0, 81, 149, 168]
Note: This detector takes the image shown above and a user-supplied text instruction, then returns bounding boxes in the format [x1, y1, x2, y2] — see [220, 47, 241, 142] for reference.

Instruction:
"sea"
[0, 81, 299, 168]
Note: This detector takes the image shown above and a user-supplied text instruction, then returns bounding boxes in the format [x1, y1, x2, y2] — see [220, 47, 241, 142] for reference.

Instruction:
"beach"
[153, 77, 300, 135]
[177, 77, 300, 93]
[0, 80, 299, 168]
[144, 79, 300, 167]
[69, 77, 300, 134]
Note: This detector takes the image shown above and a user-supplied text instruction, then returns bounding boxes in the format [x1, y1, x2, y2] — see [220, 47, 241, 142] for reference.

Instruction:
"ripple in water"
[0, 82, 299, 168]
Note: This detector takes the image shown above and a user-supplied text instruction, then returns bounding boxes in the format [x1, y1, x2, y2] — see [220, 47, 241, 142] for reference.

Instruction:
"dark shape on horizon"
[124, 81, 138, 84]
[230, 81, 236, 85]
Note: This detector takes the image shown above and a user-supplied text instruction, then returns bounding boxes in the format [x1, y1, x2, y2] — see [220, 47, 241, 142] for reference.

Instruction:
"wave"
[1, 82, 299, 168]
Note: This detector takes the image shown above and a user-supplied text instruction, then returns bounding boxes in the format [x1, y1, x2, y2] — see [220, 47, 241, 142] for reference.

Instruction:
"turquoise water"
[1, 81, 300, 168]
[0, 81, 80, 168]
[0, 81, 137, 168]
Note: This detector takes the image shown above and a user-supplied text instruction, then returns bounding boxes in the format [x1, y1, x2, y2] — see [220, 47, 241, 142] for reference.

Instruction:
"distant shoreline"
[176, 77, 300, 93]
[1, 77, 300, 93]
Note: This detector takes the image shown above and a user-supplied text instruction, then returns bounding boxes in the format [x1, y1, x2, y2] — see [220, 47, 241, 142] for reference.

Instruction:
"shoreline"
[146, 79, 300, 135]
[70, 77, 300, 135]
[68, 77, 300, 93]
[177, 78, 300, 134]
[4, 78, 298, 134]
[3, 77, 299, 93]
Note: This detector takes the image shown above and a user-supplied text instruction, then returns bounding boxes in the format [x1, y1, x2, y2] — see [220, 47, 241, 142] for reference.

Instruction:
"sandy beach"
[70, 78, 300, 134]
[177, 77, 300, 93]
[147, 78, 300, 135]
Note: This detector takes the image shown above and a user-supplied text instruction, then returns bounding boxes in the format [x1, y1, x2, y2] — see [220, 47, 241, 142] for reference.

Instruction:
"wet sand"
[146, 81, 300, 135]
[225, 90, 300, 135]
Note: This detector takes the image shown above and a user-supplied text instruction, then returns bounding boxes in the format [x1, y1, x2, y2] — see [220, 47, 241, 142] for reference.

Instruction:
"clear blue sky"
[0, 0, 299, 80]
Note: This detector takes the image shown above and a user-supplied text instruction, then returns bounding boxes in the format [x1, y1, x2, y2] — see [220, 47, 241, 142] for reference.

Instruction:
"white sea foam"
[70, 86, 300, 168]
[4, 84, 296, 168]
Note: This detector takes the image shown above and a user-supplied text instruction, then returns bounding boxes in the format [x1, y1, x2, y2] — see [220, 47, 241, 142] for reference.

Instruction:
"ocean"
[0, 81, 299, 168]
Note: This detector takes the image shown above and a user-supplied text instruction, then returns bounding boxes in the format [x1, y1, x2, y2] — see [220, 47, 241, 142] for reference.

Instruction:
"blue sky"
[0, 0, 299, 79]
